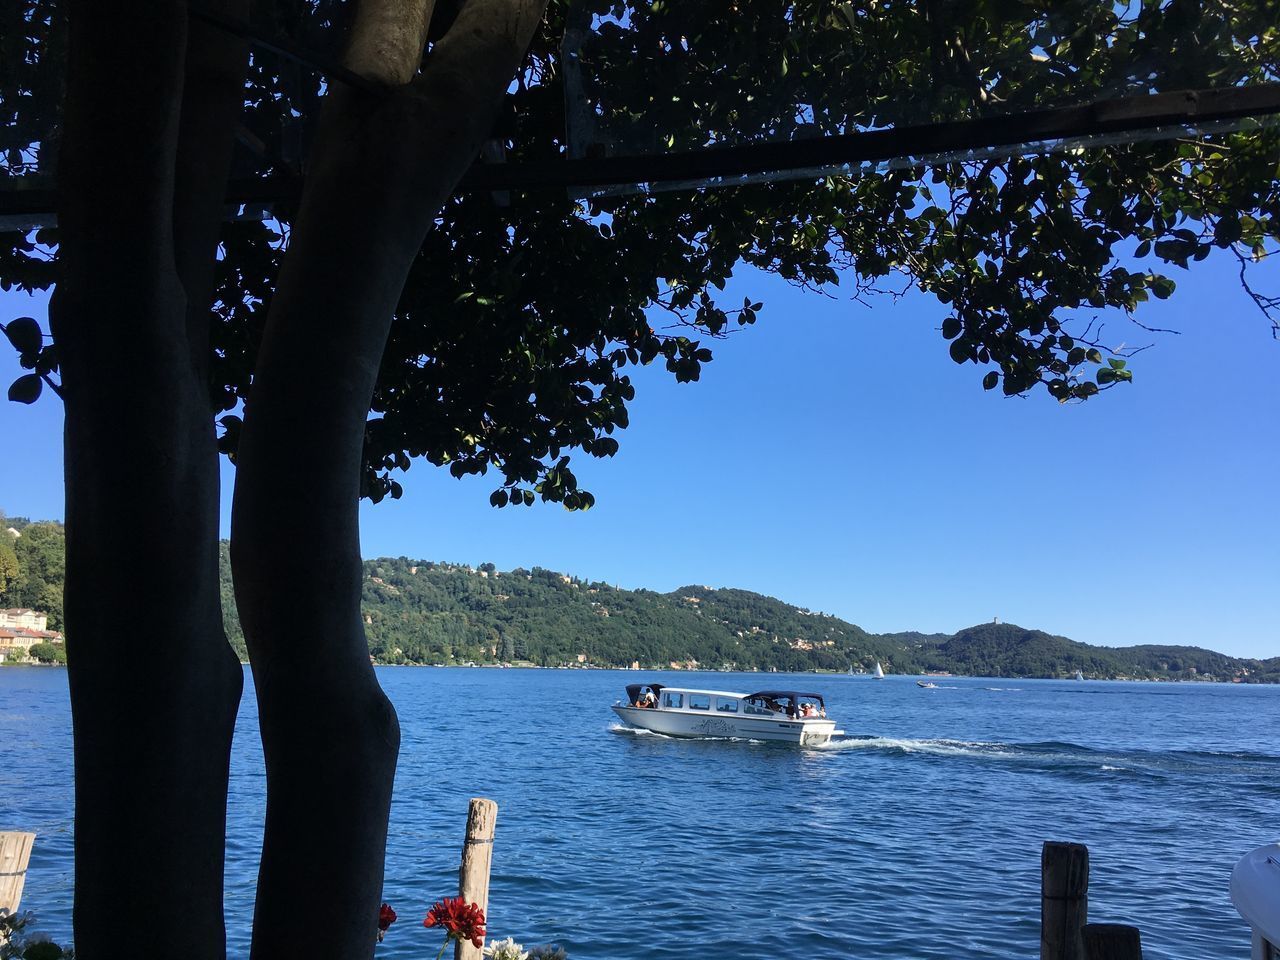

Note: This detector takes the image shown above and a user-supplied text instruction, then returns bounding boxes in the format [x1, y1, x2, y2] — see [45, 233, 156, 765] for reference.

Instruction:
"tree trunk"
[231, 2, 544, 957]
[52, 4, 246, 956]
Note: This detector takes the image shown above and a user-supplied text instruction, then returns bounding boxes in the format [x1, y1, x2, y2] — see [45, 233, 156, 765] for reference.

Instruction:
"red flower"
[379, 903, 397, 931]
[376, 902, 398, 943]
[424, 896, 487, 949]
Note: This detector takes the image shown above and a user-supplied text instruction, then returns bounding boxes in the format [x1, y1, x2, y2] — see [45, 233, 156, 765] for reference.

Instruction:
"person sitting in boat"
[800, 702, 816, 718]
[637, 689, 657, 709]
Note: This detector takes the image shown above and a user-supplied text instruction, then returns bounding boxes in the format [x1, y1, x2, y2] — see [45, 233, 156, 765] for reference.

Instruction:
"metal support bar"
[3, 82, 1278, 228]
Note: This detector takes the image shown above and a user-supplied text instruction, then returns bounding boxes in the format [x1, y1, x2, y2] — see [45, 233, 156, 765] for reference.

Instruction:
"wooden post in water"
[0, 832, 35, 916]
[456, 798, 498, 960]
[1042, 841, 1089, 960]
[1083, 923, 1143, 960]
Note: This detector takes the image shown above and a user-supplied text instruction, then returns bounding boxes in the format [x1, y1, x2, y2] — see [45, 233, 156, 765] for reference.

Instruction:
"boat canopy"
[624, 682, 665, 703]
[746, 690, 826, 707]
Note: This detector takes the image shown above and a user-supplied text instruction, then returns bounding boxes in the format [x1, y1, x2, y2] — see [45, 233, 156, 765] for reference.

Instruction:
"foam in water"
[607, 723, 763, 743]
[817, 736, 1015, 758]
[609, 723, 669, 737]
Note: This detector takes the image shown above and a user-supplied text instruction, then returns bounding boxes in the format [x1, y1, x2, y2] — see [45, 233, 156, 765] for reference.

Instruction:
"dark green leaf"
[3, 317, 42, 356]
[8, 374, 42, 404]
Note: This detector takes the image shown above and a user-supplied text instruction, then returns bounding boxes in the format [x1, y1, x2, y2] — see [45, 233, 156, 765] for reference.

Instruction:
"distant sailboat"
[873, 661, 885, 680]
[1074, 669, 1085, 681]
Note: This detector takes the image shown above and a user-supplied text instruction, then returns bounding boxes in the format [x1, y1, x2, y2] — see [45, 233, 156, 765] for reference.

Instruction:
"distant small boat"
[873, 661, 885, 680]
[916, 680, 938, 689]
[1074, 669, 1085, 681]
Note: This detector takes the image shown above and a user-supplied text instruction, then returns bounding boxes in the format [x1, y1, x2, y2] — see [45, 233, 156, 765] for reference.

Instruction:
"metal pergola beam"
[469, 83, 1280, 190]
[2, 82, 1278, 228]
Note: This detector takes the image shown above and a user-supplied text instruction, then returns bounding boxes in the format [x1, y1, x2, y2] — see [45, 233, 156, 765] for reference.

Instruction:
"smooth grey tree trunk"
[51, 3, 247, 957]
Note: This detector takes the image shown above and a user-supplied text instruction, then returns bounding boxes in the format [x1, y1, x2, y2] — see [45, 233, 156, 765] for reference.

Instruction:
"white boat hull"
[613, 705, 838, 745]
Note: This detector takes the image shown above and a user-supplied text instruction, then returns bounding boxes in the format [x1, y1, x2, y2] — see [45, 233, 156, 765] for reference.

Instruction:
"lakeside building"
[0, 608, 48, 631]
[0, 608, 63, 662]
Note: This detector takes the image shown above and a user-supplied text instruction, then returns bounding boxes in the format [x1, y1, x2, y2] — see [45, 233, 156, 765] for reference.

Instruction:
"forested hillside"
[218, 549, 1276, 681]
[6, 517, 1276, 681]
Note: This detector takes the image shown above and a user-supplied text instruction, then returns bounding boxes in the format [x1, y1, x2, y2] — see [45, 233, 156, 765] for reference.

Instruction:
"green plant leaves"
[7, 0, 1270, 504]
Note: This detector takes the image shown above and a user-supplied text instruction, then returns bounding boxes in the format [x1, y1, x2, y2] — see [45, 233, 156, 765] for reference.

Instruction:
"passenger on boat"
[635, 689, 657, 708]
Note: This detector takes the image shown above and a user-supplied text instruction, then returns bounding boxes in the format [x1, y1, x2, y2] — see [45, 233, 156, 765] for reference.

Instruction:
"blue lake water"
[2, 666, 1277, 958]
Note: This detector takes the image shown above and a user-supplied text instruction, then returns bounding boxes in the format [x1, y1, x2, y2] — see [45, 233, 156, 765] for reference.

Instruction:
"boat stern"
[799, 719, 839, 746]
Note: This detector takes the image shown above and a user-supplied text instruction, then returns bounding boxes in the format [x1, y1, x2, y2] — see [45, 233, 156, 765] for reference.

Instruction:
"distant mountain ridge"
[215, 550, 1276, 682]
[5, 518, 1274, 682]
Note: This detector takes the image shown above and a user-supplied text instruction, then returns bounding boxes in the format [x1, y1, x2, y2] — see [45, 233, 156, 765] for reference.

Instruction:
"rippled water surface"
[3, 667, 1277, 958]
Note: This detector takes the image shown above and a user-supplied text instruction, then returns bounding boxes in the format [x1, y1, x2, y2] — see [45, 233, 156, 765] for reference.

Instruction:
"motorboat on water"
[613, 683, 842, 745]
[916, 680, 938, 689]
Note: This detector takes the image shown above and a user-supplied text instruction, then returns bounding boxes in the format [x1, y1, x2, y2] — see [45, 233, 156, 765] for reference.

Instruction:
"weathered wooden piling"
[0, 832, 35, 915]
[1083, 923, 1143, 960]
[1042, 841, 1090, 960]
[456, 798, 498, 960]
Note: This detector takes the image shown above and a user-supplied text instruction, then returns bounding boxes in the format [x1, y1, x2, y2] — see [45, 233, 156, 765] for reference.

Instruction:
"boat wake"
[817, 736, 1014, 758]
[814, 736, 1280, 778]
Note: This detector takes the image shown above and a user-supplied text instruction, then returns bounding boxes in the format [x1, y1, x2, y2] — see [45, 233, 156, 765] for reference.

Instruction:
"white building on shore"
[0, 608, 62, 662]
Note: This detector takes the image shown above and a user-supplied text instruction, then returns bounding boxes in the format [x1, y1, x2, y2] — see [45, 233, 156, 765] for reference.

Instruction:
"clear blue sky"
[2, 252, 1277, 658]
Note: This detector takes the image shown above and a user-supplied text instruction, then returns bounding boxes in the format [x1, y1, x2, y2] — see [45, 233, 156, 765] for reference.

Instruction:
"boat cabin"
[742, 690, 827, 719]
[623, 683, 826, 719]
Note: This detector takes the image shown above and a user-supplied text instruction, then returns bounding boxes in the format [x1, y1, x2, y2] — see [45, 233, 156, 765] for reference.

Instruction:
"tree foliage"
[0, 521, 65, 629]
[3, 0, 1278, 506]
[0, 535, 18, 593]
[26, 640, 66, 663]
